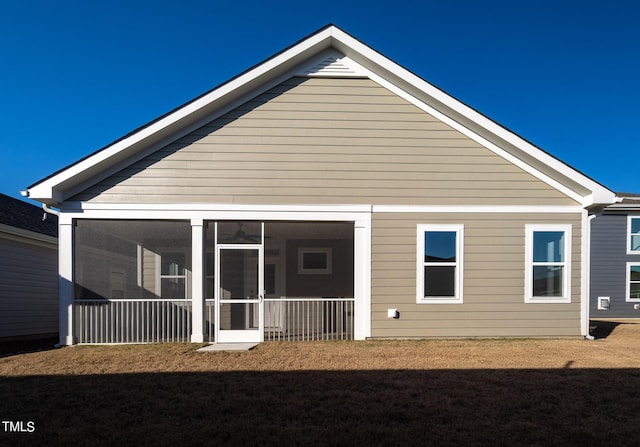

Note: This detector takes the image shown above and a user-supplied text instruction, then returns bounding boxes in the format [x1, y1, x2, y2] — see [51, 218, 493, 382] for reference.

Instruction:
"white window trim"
[525, 224, 572, 304]
[626, 262, 640, 302]
[416, 224, 464, 304]
[158, 249, 191, 299]
[627, 216, 640, 255]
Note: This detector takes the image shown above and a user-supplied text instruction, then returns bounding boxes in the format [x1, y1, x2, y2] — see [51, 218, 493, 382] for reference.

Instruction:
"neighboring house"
[25, 25, 616, 346]
[590, 193, 640, 318]
[0, 193, 58, 339]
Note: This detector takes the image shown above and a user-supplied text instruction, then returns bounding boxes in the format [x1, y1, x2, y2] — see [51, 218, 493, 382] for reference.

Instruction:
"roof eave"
[329, 27, 616, 208]
[27, 25, 616, 208]
[27, 27, 337, 204]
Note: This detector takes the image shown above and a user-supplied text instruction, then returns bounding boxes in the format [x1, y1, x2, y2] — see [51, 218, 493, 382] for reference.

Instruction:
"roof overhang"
[27, 24, 615, 208]
[602, 195, 640, 213]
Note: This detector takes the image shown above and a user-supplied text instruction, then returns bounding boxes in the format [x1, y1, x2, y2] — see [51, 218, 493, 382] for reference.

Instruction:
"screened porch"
[73, 220, 355, 343]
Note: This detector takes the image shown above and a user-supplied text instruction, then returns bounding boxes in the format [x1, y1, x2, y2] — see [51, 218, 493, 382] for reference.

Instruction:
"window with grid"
[417, 224, 463, 304]
[525, 224, 571, 303]
[627, 263, 640, 302]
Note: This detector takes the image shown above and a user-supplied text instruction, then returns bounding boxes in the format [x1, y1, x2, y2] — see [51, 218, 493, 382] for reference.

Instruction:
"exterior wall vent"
[298, 52, 366, 77]
[597, 296, 610, 310]
[303, 56, 354, 76]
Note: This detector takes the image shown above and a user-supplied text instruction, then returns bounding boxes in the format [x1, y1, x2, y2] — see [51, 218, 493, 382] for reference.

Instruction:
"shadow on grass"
[589, 319, 640, 339]
[2, 368, 640, 447]
[0, 337, 58, 358]
[589, 320, 622, 339]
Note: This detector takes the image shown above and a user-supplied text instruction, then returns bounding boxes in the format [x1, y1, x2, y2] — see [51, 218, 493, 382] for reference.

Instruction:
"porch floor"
[197, 343, 259, 352]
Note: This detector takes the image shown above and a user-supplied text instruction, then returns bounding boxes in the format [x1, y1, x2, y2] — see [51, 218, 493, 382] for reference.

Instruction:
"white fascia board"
[29, 25, 614, 208]
[60, 211, 372, 225]
[66, 202, 372, 212]
[59, 202, 587, 219]
[328, 27, 615, 207]
[373, 205, 584, 214]
[58, 202, 373, 221]
[368, 69, 587, 205]
[28, 28, 336, 204]
[312, 35, 592, 205]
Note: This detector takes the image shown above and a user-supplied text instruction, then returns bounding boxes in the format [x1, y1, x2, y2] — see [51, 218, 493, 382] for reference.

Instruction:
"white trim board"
[361, 68, 589, 206]
[56, 209, 372, 222]
[56, 204, 586, 220]
[62, 203, 582, 215]
[416, 223, 464, 305]
[524, 223, 572, 304]
[65, 202, 373, 213]
[626, 216, 640, 255]
[373, 205, 584, 214]
[626, 262, 640, 303]
[27, 25, 614, 208]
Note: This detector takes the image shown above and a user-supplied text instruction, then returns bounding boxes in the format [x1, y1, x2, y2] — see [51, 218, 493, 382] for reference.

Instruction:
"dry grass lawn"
[1, 319, 639, 446]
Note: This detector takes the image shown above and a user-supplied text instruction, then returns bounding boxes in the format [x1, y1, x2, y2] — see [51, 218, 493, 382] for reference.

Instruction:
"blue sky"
[1, 0, 638, 202]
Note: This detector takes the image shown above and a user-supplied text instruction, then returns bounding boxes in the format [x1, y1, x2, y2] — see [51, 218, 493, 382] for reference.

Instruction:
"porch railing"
[75, 297, 354, 344]
[74, 299, 192, 344]
[263, 298, 355, 341]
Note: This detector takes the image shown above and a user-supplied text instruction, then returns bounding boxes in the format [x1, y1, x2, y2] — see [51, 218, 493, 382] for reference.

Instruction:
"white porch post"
[191, 219, 205, 343]
[58, 217, 75, 346]
[582, 211, 594, 337]
[354, 213, 372, 340]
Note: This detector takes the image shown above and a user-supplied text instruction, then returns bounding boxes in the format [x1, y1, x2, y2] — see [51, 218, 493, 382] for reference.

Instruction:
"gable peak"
[296, 50, 366, 77]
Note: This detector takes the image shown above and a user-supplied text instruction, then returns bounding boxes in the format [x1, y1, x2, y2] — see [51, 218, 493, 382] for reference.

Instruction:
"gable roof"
[26, 24, 615, 208]
[0, 193, 58, 237]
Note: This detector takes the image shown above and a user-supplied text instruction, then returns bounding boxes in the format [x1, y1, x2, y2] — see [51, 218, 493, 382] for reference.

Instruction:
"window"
[525, 224, 571, 303]
[628, 217, 640, 254]
[417, 224, 463, 304]
[160, 252, 188, 299]
[626, 263, 640, 302]
[298, 247, 332, 274]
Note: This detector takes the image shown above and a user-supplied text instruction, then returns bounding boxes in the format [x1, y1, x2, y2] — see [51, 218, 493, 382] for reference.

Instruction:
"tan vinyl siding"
[72, 77, 577, 206]
[143, 248, 159, 297]
[371, 212, 583, 338]
[0, 235, 58, 338]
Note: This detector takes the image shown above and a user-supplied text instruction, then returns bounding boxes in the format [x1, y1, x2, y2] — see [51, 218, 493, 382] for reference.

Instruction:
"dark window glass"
[532, 266, 564, 297]
[424, 266, 456, 297]
[303, 252, 327, 270]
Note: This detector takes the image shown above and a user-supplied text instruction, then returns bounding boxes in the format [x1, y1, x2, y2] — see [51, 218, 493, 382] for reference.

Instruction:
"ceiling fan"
[219, 223, 266, 243]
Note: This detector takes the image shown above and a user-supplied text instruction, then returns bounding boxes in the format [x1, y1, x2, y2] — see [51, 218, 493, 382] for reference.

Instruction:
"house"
[25, 25, 616, 346]
[590, 193, 640, 317]
[0, 193, 58, 339]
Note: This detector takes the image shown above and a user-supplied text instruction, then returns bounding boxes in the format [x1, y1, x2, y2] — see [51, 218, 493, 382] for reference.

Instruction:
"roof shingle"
[0, 194, 58, 237]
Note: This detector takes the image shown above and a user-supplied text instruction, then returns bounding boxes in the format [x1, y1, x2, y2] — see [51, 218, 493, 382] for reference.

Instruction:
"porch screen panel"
[263, 222, 355, 340]
[74, 220, 192, 299]
[264, 222, 354, 299]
